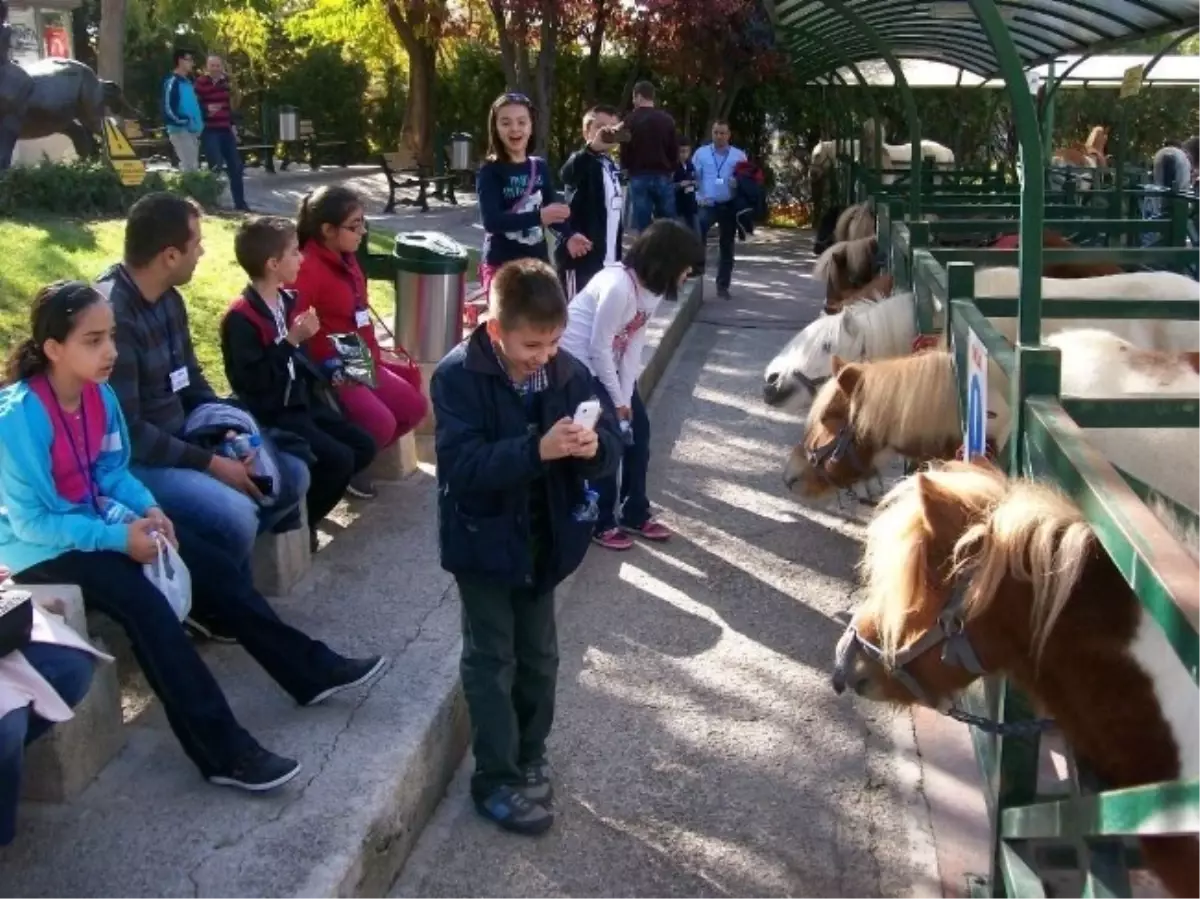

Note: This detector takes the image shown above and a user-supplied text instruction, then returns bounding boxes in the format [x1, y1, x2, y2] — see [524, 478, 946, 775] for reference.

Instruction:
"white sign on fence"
[965, 328, 988, 460]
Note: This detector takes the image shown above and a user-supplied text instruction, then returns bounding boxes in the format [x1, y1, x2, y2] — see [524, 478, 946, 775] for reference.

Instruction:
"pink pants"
[338, 360, 428, 450]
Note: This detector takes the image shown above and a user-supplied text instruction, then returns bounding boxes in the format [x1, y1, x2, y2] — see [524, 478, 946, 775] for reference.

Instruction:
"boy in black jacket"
[220, 216, 377, 552]
[555, 103, 628, 297]
[431, 259, 621, 835]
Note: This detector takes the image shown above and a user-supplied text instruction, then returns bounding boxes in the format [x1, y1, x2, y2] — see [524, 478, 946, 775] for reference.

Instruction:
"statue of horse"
[763, 268, 1200, 416]
[0, 56, 139, 169]
[831, 460, 1198, 896]
[782, 330, 1200, 539]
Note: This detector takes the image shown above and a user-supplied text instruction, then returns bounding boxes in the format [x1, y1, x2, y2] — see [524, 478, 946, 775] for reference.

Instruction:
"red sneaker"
[592, 528, 634, 551]
[622, 519, 671, 542]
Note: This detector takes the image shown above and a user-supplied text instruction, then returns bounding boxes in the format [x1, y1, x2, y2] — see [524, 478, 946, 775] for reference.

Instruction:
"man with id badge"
[100, 193, 311, 631]
[692, 119, 747, 302]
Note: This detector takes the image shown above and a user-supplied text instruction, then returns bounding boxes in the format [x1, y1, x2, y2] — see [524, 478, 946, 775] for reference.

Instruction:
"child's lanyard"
[49, 385, 100, 515]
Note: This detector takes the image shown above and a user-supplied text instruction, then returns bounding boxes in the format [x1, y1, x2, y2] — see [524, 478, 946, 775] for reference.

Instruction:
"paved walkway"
[390, 229, 948, 898]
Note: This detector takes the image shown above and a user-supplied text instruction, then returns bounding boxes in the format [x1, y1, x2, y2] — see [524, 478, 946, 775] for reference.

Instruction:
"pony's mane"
[859, 462, 1095, 663]
[810, 350, 960, 450]
[814, 235, 876, 293]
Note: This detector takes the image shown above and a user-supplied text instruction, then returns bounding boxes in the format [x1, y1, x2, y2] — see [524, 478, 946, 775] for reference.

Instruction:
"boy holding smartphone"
[430, 258, 621, 835]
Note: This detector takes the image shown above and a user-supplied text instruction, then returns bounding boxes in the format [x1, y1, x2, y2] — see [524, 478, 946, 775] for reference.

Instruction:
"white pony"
[763, 268, 1200, 415]
[861, 118, 956, 185]
[783, 329, 1199, 546]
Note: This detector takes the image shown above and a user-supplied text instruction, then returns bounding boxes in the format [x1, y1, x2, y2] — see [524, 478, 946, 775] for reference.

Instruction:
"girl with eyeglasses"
[477, 93, 592, 296]
[290, 185, 428, 497]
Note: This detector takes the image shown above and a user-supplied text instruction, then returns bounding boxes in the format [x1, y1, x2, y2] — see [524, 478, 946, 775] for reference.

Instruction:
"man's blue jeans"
[700, 201, 737, 290]
[628, 174, 677, 232]
[0, 644, 95, 845]
[201, 128, 247, 209]
[131, 452, 310, 565]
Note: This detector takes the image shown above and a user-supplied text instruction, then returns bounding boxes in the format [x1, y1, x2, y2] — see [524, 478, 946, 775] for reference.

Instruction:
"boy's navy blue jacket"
[674, 160, 698, 217]
[431, 327, 622, 592]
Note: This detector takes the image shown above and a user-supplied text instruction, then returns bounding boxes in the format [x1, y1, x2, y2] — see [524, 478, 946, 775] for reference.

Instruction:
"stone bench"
[19, 585, 126, 802]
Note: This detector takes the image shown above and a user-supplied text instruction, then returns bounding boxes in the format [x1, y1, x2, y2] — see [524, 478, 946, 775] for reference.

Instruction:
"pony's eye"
[821, 341, 832, 354]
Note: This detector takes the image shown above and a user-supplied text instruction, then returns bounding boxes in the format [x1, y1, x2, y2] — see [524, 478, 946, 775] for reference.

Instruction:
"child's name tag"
[355, 309, 371, 328]
[609, 194, 624, 211]
[684, 185, 696, 193]
[169, 367, 190, 393]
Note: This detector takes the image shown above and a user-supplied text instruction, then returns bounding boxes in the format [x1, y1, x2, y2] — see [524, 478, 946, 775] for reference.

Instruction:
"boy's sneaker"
[622, 518, 671, 542]
[592, 528, 634, 551]
[475, 785, 554, 835]
[185, 616, 238, 644]
[346, 474, 377, 499]
[519, 762, 554, 806]
[302, 655, 388, 707]
[209, 747, 302, 792]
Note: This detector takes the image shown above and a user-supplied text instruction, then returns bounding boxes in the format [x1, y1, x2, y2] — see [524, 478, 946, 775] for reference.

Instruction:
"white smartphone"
[573, 399, 602, 430]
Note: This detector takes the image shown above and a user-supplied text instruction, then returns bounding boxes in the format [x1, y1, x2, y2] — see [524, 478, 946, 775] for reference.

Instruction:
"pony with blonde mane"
[782, 330, 1199, 547]
[814, 235, 880, 305]
[834, 202, 875, 243]
[763, 269, 1200, 415]
[833, 460, 1198, 897]
[1051, 125, 1109, 191]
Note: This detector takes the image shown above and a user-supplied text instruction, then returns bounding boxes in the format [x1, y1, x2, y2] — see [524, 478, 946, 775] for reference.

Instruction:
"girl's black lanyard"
[49, 384, 99, 514]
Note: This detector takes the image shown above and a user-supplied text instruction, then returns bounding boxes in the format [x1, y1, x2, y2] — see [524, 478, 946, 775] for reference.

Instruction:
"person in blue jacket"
[430, 258, 621, 836]
[162, 49, 204, 172]
[475, 92, 591, 295]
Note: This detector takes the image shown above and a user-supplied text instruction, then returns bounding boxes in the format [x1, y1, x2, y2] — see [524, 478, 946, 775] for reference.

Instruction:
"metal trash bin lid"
[393, 231, 469, 275]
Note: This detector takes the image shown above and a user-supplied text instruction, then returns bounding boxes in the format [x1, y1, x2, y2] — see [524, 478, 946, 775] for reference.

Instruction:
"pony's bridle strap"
[834, 582, 1056, 737]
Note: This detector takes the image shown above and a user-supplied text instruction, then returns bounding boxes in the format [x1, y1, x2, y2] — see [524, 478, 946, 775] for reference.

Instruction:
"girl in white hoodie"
[558, 220, 703, 550]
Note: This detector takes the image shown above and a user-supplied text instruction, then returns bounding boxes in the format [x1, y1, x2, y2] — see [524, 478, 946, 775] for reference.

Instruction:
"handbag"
[144, 535, 192, 622]
[0, 589, 33, 657]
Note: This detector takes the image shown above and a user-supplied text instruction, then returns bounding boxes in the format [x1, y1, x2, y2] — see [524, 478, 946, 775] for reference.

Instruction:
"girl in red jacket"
[290, 186, 427, 495]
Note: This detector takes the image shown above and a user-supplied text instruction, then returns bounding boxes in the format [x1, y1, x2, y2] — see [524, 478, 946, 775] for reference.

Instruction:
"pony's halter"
[833, 582, 1056, 738]
[805, 417, 883, 507]
[795, 372, 828, 397]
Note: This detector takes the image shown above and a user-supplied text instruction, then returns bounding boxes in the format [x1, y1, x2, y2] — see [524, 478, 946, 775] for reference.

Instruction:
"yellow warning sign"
[102, 117, 146, 186]
[1119, 64, 1144, 99]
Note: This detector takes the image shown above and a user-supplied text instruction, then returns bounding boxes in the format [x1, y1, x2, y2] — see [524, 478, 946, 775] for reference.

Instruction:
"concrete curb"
[348, 274, 707, 894]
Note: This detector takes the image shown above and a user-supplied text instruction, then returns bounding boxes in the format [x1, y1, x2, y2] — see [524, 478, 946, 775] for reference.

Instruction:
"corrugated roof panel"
[769, 0, 1200, 80]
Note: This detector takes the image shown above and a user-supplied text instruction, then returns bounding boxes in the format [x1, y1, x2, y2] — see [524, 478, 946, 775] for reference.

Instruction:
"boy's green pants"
[456, 576, 559, 800]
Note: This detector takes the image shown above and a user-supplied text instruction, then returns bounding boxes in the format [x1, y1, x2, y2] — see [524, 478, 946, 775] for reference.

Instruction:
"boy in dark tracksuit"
[555, 103, 628, 298]
[431, 258, 621, 835]
[674, 142, 699, 236]
[220, 216, 377, 552]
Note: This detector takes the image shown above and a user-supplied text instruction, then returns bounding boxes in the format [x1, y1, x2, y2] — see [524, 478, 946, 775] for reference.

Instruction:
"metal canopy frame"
[773, 0, 1198, 82]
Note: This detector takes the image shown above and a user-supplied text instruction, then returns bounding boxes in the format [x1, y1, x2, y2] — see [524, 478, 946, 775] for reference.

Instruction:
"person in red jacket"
[289, 186, 427, 496]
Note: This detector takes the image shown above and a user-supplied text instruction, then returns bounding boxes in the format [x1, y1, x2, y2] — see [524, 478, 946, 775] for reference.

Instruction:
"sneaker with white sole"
[302, 655, 388, 707]
[208, 746, 301, 792]
[475, 784, 554, 835]
[346, 475, 377, 499]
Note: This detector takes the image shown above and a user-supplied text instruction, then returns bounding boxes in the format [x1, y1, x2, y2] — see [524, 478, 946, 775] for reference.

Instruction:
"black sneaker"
[717, 286, 732, 301]
[346, 474, 377, 499]
[309, 528, 320, 555]
[185, 616, 238, 644]
[475, 784, 554, 835]
[519, 761, 553, 806]
[208, 747, 301, 792]
[302, 655, 388, 707]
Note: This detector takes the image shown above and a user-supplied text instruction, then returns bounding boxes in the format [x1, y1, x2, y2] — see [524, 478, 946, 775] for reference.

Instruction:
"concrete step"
[0, 276, 705, 897]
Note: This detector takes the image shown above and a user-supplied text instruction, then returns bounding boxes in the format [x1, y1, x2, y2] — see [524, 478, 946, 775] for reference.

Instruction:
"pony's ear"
[823, 300, 840, 315]
[914, 473, 958, 533]
[832, 358, 862, 394]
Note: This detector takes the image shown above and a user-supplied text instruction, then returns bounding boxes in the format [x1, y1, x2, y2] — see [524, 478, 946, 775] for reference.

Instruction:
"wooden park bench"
[379, 146, 458, 214]
[122, 120, 174, 165]
[278, 119, 350, 172]
[234, 132, 277, 173]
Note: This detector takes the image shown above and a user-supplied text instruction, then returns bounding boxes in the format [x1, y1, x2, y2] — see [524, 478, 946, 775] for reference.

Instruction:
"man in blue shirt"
[162, 49, 204, 172]
[692, 120, 747, 301]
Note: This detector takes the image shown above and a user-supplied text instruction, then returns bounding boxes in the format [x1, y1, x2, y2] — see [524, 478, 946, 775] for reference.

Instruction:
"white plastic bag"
[144, 535, 192, 622]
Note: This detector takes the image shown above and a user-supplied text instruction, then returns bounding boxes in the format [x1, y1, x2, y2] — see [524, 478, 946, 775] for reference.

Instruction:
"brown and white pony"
[984, 230, 1123, 279]
[782, 330, 1200, 541]
[1051, 125, 1109, 191]
[832, 460, 1198, 897]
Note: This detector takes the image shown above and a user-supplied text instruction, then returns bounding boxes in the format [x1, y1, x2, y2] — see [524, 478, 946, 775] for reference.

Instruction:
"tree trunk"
[532, 0, 558, 155]
[581, 0, 609, 108]
[403, 42, 437, 167]
[70, 5, 95, 71]
[96, 0, 125, 83]
[487, 0, 533, 95]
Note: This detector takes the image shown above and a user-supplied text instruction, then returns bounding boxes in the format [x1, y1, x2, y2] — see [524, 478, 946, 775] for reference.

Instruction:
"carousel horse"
[762, 268, 1200, 416]
[781, 329, 1199, 541]
[831, 460, 1198, 897]
[1050, 125, 1109, 192]
[0, 56, 138, 169]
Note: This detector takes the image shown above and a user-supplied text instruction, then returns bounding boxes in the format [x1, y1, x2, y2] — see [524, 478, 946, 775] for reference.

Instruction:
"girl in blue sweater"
[476, 92, 592, 295]
[1, 281, 383, 792]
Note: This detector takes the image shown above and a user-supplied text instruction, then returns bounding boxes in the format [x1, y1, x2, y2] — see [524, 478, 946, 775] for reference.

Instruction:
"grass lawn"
[0, 214, 399, 395]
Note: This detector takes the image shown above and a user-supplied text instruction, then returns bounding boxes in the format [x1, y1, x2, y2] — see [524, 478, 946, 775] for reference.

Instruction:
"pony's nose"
[766, 371, 779, 387]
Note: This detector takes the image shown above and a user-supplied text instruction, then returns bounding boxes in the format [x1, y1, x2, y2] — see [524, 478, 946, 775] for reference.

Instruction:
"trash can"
[278, 106, 299, 143]
[449, 132, 472, 171]
[393, 231, 470, 364]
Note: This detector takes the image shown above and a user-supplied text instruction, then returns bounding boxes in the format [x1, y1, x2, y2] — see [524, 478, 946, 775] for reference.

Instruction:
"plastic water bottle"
[222, 433, 261, 461]
[98, 496, 137, 525]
